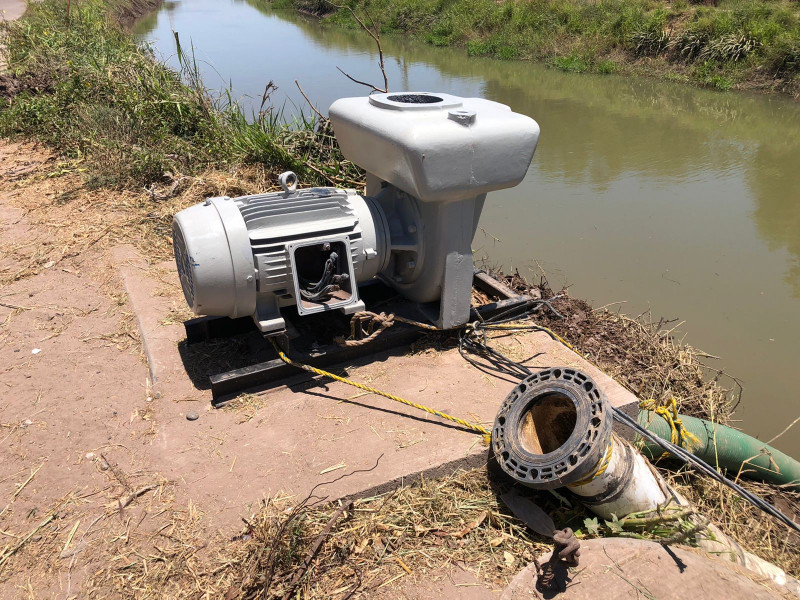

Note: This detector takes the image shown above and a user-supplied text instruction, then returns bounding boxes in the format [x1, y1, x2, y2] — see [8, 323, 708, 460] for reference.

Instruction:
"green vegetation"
[286, 0, 800, 95]
[0, 0, 360, 188]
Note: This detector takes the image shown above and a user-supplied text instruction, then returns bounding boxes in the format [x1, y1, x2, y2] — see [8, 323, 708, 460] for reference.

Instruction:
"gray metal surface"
[173, 92, 540, 332]
[330, 91, 540, 329]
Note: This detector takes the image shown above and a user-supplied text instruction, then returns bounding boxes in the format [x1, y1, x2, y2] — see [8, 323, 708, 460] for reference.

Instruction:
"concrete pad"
[114, 245, 187, 386]
[502, 538, 784, 599]
[0, 0, 25, 22]
[116, 245, 642, 528]
[375, 565, 499, 599]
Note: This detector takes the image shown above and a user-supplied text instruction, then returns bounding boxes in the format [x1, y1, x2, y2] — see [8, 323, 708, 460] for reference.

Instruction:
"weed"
[672, 30, 709, 61]
[700, 33, 760, 62]
[0, 0, 362, 189]
[552, 53, 591, 73]
[596, 59, 618, 73]
[306, 0, 800, 95]
[631, 28, 671, 57]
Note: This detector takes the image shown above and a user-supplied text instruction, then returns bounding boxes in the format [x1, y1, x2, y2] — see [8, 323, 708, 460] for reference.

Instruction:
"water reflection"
[749, 145, 800, 297]
[136, 0, 800, 453]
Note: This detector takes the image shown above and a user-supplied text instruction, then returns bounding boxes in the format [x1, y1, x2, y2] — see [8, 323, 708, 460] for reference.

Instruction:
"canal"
[136, 0, 800, 455]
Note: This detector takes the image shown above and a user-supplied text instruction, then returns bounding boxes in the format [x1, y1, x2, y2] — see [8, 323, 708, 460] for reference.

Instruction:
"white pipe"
[569, 435, 800, 597]
[569, 435, 669, 520]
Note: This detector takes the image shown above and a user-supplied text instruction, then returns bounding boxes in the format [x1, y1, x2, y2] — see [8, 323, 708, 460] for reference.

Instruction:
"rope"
[639, 397, 701, 456]
[333, 311, 440, 347]
[334, 311, 395, 347]
[567, 443, 614, 488]
[269, 338, 492, 444]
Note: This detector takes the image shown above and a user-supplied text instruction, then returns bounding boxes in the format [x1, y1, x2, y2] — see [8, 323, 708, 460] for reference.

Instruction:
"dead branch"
[280, 501, 354, 600]
[295, 80, 326, 121]
[327, 1, 388, 93]
[335, 66, 386, 94]
[116, 484, 159, 513]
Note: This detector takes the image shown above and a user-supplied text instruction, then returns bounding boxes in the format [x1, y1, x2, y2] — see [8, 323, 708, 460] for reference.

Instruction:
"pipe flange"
[492, 368, 612, 489]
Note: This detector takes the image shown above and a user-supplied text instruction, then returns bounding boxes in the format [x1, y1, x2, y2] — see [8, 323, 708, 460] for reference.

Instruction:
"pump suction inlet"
[493, 368, 672, 519]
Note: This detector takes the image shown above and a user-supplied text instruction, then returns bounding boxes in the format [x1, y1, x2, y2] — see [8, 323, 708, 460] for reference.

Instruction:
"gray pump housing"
[172, 92, 540, 334]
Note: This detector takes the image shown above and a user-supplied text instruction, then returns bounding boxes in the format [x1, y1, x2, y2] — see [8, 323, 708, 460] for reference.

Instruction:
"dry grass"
[672, 473, 800, 576]
[0, 146, 288, 289]
[499, 270, 739, 423]
[78, 467, 555, 599]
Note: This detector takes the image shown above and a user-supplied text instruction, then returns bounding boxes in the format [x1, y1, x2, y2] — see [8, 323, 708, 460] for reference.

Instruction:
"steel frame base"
[181, 270, 536, 405]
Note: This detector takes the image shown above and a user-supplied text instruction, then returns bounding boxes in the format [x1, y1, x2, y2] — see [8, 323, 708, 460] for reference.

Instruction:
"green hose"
[637, 410, 800, 491]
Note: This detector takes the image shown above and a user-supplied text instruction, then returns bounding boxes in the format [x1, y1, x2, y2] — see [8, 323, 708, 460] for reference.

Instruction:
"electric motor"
[173, 92, 540, 333]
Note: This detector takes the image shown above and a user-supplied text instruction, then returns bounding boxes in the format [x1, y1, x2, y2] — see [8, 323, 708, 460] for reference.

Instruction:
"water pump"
[172, 92, 539, 334]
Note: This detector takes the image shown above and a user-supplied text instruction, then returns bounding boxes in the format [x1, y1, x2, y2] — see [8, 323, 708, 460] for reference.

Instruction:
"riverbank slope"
[280, 0, 800, 97]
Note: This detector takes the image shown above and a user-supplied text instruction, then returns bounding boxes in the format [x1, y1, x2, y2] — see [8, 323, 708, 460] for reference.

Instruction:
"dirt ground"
[0, 140, 533, 597]
[0, 141, 167, 596]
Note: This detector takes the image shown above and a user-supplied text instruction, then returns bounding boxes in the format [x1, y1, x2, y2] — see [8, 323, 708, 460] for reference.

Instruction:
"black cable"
[299, 252, 343, 302]
[611, 408, 800, 534]
[458, 300, 800, 535]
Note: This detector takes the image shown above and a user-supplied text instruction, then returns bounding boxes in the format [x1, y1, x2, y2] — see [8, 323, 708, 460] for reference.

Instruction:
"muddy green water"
[137, 0, 800, 455]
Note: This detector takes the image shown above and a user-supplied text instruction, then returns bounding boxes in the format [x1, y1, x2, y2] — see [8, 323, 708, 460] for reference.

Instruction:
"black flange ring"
[492, 368, 612, 489]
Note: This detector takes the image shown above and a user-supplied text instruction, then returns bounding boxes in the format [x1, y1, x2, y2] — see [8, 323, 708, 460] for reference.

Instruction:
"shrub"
[631, 28, 671, 57]
[700, 34, 760, 62]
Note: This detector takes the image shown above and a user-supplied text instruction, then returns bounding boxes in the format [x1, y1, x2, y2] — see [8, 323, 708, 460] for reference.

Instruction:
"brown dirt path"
[0, 142, 166, 596]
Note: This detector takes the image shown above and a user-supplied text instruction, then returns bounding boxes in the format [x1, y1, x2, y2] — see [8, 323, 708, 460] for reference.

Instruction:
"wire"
[612, 407, 800, 534]
[457, 300, 800, 535]
[299, 252, 349, 302]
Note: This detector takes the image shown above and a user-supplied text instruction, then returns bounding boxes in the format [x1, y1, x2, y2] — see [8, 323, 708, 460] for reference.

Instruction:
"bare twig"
[765, 414, 800, 446]
[116, 484, 159, 513]
[12, 463, 43, 499]
[327, 1, 388, 93]
[280, 501, 354, 600]
[295, 80, 326, 121]
[336, 66, 386, 94]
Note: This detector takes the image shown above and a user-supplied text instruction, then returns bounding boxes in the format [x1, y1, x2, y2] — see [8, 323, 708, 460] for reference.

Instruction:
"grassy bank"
[0, 0, 361, 189]
[281, 0, 800, 95]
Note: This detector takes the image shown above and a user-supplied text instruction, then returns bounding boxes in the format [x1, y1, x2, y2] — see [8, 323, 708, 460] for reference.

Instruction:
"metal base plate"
[181, 271, 535, 405]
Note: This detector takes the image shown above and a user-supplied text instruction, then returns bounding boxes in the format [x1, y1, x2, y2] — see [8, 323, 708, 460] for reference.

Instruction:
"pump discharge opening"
[519, 393, 577, 455]
[386, 93, 443, 104]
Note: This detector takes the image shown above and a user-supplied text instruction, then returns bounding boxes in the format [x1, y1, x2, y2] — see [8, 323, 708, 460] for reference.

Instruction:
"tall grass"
[294, 0, 800, 93]
[0, 0, 362, 188]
